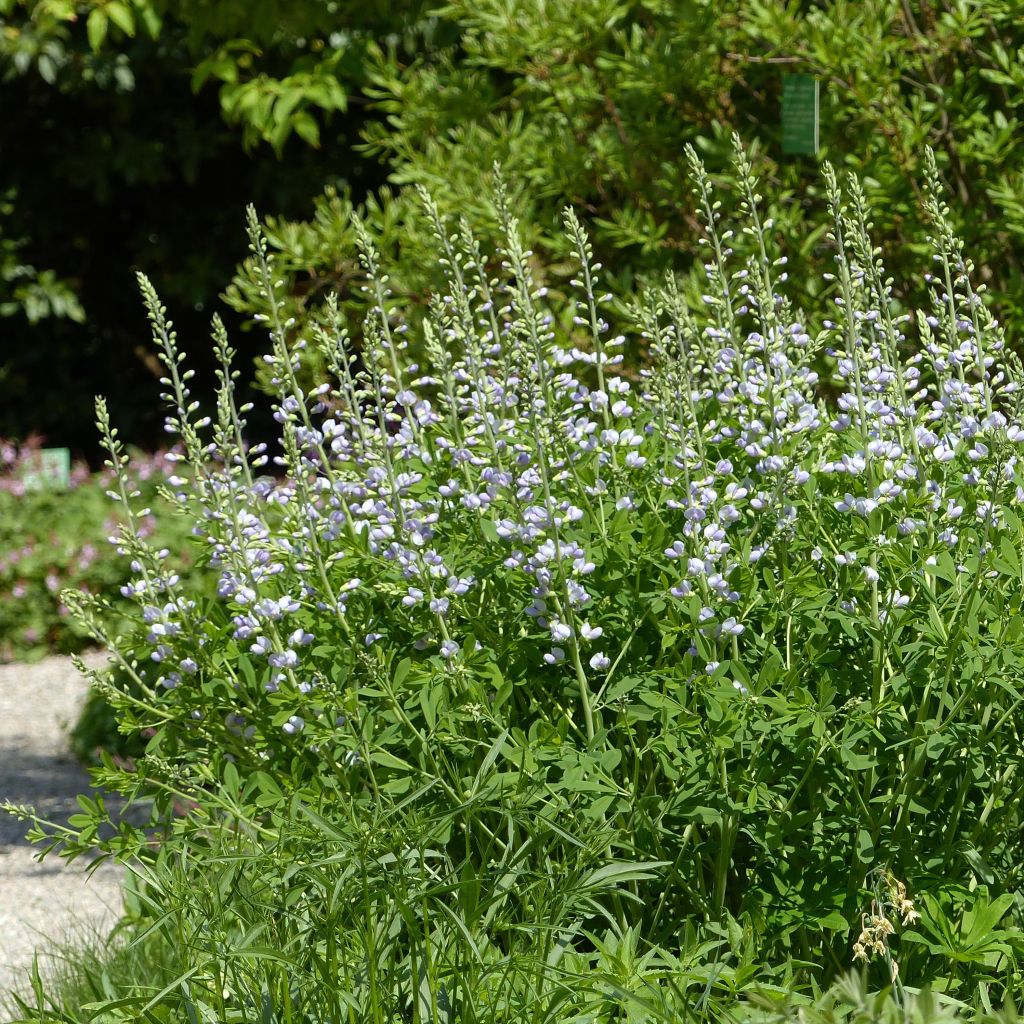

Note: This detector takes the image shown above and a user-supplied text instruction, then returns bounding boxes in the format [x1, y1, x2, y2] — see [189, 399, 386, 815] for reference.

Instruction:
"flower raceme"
[70, 140, 1024, 793]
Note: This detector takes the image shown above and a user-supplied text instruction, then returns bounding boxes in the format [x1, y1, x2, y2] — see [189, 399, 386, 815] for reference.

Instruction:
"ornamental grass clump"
[15, 138, 1024, 1016]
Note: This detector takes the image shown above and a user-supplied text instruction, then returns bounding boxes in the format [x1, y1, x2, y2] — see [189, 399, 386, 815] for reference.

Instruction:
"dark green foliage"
[227, 0, 1024, 388]
[6, 1, 1024, 452]
[0, 189, 83, 324]
[0, 440, 194, 661]
[0, 0, 435, 453]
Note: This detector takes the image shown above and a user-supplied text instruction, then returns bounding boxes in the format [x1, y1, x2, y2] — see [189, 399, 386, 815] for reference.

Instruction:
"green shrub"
[7, 2, 1024, 458]
[227, 0, 1024, 392]
[0, 438, 196, 663]
[12, 143, 1024, 1017]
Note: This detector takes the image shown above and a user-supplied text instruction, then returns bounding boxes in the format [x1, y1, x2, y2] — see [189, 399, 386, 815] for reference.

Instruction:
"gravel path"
[0, 651, 123, 997]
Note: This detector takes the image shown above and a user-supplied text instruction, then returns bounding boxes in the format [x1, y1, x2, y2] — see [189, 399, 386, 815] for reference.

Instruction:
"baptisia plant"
[34, 138, 1024, 985]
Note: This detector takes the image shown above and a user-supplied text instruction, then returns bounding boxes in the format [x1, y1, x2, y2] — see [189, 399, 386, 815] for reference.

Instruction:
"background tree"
[0, 0, 434, 450]
[3, 0, 1024, 452]
[229, 0, 1024, 382]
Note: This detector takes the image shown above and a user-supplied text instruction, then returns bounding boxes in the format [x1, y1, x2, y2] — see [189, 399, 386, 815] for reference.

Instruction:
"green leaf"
[419, 682, 439, 731]
[37, 54, 57, 85]
[475, 728, 509, 781]
[579, 861, 670, 891]
[603, 675, 645, 702]
[222, 759, 240, 794]
[249, 771, 283, 807]
[137, 3, 162, 37]
[106, 1, 135, 37]
[292, 110, 321, 148]
[998, 534, 1020, 576]
[370, 749, 416, 772]
[393, 657, 412, 688]
[962, 892, 1015, 944]
[86, 8, 108, 51]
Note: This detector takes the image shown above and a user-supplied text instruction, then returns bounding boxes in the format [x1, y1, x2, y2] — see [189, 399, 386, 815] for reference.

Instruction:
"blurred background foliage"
[3, 0, 1024, 455]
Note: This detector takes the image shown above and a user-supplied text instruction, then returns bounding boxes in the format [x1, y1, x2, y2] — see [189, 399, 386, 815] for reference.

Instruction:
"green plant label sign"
[20, 447, 71, 491]
[782, 74, 819, 156]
